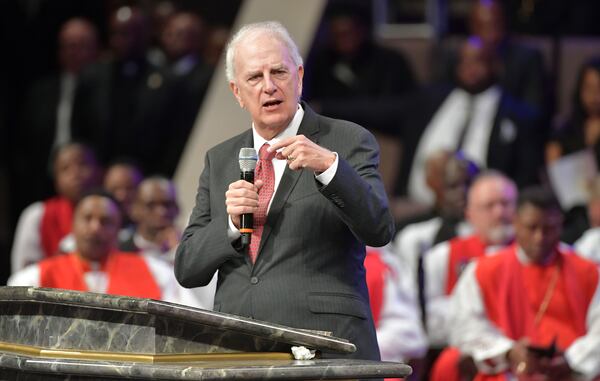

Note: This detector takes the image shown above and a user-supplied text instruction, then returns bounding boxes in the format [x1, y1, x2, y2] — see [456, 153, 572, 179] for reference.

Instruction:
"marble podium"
[0, 287, 411, 380]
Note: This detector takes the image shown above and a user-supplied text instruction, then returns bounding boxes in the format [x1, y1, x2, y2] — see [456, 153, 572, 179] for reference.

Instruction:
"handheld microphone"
[238, 147, 258, 248]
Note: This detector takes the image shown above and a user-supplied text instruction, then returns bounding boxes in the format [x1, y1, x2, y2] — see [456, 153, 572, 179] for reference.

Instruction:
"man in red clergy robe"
[9, 191, 180, 302]
[424, 171, 517, 348]
[447, 186, 600, 380]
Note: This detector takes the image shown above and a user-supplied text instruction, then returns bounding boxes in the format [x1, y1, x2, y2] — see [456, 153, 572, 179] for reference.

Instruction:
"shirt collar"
[133, 232, 162, 252]
[252, 104, 304, 152]
[516, 245, 558, 265]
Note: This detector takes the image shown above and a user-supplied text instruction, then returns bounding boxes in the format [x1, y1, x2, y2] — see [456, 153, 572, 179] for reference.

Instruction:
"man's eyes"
[272, 69, 288, 77]
[247, 70, 288, 82]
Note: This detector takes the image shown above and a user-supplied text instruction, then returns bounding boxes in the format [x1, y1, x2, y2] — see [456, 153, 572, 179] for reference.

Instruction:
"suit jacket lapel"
[257, 103, 321, 256]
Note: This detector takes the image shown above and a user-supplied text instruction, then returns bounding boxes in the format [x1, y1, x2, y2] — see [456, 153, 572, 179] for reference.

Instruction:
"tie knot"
[259, 143, 276, 161]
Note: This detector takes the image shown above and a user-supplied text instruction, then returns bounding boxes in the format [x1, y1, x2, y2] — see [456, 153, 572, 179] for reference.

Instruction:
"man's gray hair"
[225, 21, 303, 82]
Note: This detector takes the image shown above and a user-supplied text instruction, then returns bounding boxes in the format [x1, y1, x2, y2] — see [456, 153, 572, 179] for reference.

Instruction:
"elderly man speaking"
[174, 21, 394, 360]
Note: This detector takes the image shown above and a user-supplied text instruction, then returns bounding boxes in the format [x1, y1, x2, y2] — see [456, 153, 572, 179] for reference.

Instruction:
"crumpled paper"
[291, 346, 316, 360]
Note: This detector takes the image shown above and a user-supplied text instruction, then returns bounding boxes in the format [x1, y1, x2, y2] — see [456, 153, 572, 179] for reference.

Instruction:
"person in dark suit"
[175, 21, 394, 360]
[304, 2, 416, 136]
[158, 11, 213, 175]
[14, 18, 99, 215]
[394, 36, 543, 212]
[431, 0, 548, 114]
[71, 6, 179, 176]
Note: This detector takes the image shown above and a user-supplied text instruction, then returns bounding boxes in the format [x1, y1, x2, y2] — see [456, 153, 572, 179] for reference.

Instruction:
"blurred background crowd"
[2, 0, 600, 379]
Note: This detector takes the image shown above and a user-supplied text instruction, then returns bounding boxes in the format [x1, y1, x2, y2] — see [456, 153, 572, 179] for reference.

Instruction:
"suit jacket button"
[250, 276, 259, 285]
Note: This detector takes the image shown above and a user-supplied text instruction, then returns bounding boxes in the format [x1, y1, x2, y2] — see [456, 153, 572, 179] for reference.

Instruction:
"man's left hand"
[268, 135, 336, 172]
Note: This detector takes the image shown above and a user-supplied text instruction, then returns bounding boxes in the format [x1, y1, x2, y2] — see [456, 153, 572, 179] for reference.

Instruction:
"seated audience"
[11, 142, 100, 273]
[446, 187, 600, 380]
[9, 191, 182, 303]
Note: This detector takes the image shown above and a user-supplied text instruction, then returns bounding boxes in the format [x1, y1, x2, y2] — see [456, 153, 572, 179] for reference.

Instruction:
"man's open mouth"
[263, 99, 283, 108]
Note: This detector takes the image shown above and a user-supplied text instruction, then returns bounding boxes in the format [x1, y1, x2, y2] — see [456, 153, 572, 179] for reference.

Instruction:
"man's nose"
[89, 218, 102, 232]
[263, 75, 276, 94]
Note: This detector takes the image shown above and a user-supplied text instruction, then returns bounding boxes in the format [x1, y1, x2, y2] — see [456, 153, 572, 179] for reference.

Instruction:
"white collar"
[516, 245, 558, 265]
[133, 232, 163, 252]
[252, 104, 304, 152]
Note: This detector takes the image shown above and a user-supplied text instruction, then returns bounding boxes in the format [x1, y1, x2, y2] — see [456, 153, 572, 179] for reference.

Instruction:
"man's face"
[515, 204, 563, 263]
[104, 165, 142, 217]
[441, 160, 471, 218]
[133, 182, 179, 236]
[58, 20, 98, 74]
[54, 146, 98, 203]
[73, 196, 121, 261]
[330, 16, 365, 57]
[456, 42, 495, 93]
[466, 177, 517, 244]
[229, 33, 303, 139]
[161, 13, 203, 61]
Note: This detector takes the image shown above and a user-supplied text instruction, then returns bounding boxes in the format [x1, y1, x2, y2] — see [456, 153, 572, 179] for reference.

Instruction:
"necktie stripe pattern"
[248, 143, 276, 263]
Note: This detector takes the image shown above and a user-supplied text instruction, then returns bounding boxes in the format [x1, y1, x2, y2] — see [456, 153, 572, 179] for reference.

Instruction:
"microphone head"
[239, 147, 258, 172]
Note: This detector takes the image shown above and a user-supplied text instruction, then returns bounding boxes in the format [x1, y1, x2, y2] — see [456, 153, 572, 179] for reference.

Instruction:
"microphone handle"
[240, 171, 254, 248]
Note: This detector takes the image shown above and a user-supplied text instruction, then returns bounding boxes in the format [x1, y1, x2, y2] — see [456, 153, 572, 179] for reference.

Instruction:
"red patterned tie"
[248, 143, 275, 263]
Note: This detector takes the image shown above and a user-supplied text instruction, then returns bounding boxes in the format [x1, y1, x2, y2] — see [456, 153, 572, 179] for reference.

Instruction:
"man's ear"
[297, 65, 304, 95]
[229, 81, 244, 108]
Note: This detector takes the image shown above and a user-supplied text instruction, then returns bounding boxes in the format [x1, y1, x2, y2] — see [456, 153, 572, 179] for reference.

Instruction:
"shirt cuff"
[227, 216, 241, 241]
[315, 152, 338, 185]
[471, 337, 514, 374]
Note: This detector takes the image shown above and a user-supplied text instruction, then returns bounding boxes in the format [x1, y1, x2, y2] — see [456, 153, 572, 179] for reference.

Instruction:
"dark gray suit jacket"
[175, 103, 394, 360]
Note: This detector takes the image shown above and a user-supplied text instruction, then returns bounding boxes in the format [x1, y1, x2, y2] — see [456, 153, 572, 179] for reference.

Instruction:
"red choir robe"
[40, 196, 74, 258]
[434, 245, 598, 381]
[39, 251, 162, 300]
[430, 235, 504, 381]
[473, 245, 597, 381]
[365, 249, 403, 381]
[445, 235, 488, 294]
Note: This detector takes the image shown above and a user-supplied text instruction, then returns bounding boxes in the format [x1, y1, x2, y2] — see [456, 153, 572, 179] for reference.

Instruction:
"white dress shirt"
[408, 86, 502, 205]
